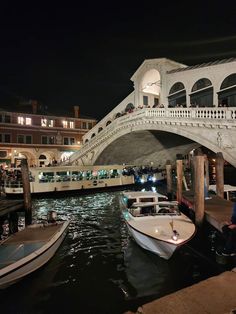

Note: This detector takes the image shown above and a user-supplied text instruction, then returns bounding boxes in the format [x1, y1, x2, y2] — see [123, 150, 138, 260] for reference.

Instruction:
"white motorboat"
[121, 191, 196, 260]
[0, 220, 69, 289]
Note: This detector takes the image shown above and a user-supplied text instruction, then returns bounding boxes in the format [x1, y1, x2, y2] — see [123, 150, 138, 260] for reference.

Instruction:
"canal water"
[0, 187, 224, 314]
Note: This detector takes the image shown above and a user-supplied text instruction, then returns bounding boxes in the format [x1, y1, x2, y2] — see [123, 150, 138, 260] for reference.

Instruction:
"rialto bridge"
[67, 57, 236, 167]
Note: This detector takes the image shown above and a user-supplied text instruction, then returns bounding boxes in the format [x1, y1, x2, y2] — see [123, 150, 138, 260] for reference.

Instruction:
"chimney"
[32, 100, 38, 114]
[74, 105, 80, 118]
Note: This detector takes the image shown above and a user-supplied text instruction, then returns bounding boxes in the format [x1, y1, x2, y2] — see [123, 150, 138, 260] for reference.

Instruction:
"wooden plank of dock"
[0, 199, 24, 217]
[125, 269, 236, 314]
[182, 191, 233, 232]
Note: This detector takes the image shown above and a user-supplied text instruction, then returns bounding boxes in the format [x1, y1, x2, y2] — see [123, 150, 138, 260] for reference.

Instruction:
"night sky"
[1, 2, 236, 121]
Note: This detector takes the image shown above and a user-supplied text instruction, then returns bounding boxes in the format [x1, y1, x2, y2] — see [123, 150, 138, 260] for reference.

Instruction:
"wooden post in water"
[216, 152, 224, 199]
[21, 158, 32, 225]
[204, 154, 209, 190]
[166, 160, 172, 200]
[194, 154, 205, 226]
[176, 155, 183, 203]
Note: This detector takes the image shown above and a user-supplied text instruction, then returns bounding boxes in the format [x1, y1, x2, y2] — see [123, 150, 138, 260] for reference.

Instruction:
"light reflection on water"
[0, 190, 219, 314]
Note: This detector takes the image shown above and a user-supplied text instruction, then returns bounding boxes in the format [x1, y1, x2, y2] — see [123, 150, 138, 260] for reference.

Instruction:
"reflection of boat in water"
[123, 238, 171, 298]
[3, 165, 134, 196]
[0, 220, 69, 289]
[121, 191, 196, 260]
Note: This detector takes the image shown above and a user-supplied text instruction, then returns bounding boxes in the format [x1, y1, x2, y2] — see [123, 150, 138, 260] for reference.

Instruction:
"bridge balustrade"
[68, 107, 236, 165]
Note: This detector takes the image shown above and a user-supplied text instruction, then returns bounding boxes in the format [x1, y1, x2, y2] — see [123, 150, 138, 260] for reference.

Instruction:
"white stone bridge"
[68, 107, 236, 168]
[67, 57, 236, 167]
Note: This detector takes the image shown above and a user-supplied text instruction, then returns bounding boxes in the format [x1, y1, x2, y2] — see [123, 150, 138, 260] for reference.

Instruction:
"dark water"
[0, 190, 222, 314]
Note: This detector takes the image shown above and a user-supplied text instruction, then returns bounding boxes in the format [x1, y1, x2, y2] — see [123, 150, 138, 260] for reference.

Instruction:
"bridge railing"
[68, 107, 236, 164]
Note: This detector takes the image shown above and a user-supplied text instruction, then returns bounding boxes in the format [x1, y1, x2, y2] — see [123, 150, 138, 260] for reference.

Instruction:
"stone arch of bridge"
[89, 123, 234, 167]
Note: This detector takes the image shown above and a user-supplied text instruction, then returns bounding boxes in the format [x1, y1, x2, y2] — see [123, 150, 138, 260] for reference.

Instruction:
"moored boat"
[3, 164, 134, 196]
[0, 220, 69, 289]
[121, 191, 196, 260]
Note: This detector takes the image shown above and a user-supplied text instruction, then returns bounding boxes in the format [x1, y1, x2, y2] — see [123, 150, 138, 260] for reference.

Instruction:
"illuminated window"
[41, 119, 47, 126]
[18, 116, 24, 125]
[41, 119, 54, 127]
[62, 120, 68, 128]
[69, 121, 74, 128]
[17, 116, 31, 125]
[48, 119, 54, 127]
[25, 118, 31, 125]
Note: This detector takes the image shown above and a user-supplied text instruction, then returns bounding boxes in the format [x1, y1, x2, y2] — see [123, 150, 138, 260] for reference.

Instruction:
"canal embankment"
[125, 268, 236, 314]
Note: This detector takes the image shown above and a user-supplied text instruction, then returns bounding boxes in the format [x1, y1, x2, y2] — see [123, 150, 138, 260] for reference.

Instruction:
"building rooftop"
[167, 57, 236, 74]
[0, 102, 97, 120]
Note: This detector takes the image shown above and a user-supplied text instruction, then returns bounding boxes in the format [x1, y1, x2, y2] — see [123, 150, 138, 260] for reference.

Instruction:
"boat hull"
[0, 221, 69, 289]
[126, 222, 178, 260]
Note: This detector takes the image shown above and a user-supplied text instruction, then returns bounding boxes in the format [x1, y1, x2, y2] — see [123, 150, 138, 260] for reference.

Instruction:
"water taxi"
[3, 165, 135, 196]
[121, 191, 196, 260]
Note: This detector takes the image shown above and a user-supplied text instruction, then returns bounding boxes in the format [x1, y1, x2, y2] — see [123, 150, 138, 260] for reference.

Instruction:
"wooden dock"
[0, 198, 24, 217]
[125, 268, 236, 314]
[181, 190, 233, 232]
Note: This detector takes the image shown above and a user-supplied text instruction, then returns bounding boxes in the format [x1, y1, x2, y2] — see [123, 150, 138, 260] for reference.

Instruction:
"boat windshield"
[130, 203, 180, 217]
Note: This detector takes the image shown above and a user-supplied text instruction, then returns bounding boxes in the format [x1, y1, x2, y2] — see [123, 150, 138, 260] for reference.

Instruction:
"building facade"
[0, 102, 97, 167]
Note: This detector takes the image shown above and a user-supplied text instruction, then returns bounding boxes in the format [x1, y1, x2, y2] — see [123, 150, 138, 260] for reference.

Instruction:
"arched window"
[91, 133, 96, 139]
[125, 103, 135, 112]
[220, 74, 236, 90]
[191, 78, 212, 92]
[168, 82, 186, 108]
[39, 154, 47, 160]
[106, 120, 111, 126]
[98, 127, 103, 133]
[169, 82, 185, 95]
[85, 139, 89, 143]
[218, 73, 236, 107]
[190, 78, 213, 107]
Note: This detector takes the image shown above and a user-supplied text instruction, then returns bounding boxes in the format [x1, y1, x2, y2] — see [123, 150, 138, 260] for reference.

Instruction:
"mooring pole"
[216, 152, 224, 199]
[21, 158, 32, 225]
[194, 154, 205, 227]
[204, 154, 209, 190]
[166, 160, 172, 201]
[176, 155, 183, 204]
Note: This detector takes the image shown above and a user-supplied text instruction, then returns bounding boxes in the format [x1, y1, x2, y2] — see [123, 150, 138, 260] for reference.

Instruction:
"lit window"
[48, 119, 54, 127]
[18, 116, 24, 125]
[25, 117, 31, 125]
[69, 121, 74, 128]
[41, 119, 54, 127]
[62, 120, 68, 128]
[41, 119, 47, 126]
